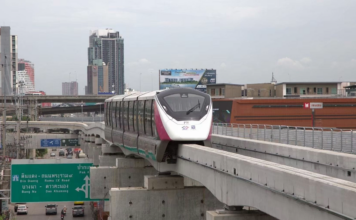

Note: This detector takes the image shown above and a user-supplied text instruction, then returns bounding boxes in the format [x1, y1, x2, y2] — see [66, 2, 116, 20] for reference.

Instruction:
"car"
[50, 152, 56, 157]
[78, 151, 86, 158]
[45, 204, 58, 215]
[67, 155, 73, 159]
[14, 203, 26, 212]
[52, 148, 57, 151]
[59, 151, 65, 156]
[72, 205, 84, 217]
[17, 205, 28, 215]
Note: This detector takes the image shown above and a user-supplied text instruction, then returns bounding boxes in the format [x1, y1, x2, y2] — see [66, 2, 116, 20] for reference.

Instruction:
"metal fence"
[213, 123, 356, 154]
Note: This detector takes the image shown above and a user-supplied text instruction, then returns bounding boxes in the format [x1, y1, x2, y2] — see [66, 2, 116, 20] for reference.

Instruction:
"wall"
[246, 83, 275, 97]
[225, 85, 242, 98]
[283, 83, 338, 95]
[216, 98, 356, 128]
[275, 84, 284, 97]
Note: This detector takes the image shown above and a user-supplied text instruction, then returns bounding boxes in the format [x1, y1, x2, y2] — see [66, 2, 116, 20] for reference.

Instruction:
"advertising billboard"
[159, 69, 216, 93]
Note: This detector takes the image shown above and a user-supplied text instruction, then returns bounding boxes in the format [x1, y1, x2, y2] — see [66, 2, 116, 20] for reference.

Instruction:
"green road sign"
[61, 138, 80, 147]
[11, 159, 93, 203]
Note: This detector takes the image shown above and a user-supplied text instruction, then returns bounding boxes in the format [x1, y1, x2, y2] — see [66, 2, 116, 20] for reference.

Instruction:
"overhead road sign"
[11, 159, 93, 203]
[61, 139, 79, 147]
[41, 139, 61, 147]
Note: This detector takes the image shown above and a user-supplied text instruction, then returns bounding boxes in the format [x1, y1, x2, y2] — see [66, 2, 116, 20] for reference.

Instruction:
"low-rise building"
[207, 83, 243, 98]
[275, 82, 349, 97]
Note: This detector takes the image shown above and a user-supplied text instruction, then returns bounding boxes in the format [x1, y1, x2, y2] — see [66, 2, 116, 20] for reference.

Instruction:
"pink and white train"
[104, 88, 212, 163]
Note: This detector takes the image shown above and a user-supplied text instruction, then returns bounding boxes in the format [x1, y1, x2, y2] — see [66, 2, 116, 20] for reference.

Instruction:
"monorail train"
[104, 88, 212, 163]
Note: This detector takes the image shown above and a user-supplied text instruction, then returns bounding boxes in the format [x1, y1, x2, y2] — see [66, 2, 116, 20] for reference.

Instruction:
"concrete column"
[206, 210, 277, 220]
[108, 175, 223, 220]
[90, 157, 157, 199]
[92, 146, 101, 166]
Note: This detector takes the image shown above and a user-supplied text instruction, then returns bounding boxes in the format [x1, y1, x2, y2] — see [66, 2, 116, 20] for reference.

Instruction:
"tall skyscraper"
[87, 29, 124, 94]
[62, 81, 78, 96]
[18, 59, 35, 89]
[0, 26, 18, 95]
[87, 59, 109, 95]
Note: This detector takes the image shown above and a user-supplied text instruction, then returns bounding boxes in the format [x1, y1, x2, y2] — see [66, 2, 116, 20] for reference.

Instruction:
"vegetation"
[7, 115, 31, 121]
[36, 149, 47, 158]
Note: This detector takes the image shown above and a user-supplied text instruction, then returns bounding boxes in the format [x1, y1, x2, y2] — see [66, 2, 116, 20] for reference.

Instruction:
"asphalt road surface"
[14, 202, 92, 220]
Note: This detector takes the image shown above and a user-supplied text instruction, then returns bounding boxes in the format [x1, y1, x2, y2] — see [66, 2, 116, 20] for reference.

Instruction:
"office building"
[0, 26, 18, 95]
[87, 59, 109, 95]
[16, 71, 35, 94]
[87, 29, 124, 94]
[18, 59, 35, 89]
[62, 81, 78, 96]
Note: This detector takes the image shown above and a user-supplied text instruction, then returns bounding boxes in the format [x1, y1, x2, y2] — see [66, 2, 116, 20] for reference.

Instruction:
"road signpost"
[61, 138, 79, 147]
[40, 139, 61, 147]
[304, 102, 323, 127]
[11, 159, 93, 203]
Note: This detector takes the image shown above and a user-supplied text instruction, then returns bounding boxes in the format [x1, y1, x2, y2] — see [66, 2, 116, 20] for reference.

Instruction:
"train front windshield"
[157, 89, 211, 121]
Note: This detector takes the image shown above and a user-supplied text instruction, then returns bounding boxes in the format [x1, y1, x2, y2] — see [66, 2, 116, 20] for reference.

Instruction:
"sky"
[1, 0, 356, 94]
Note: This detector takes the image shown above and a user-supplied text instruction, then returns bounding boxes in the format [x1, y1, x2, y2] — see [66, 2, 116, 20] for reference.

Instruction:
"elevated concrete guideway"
[140, 144, 356, 220]
[0, 95, 111, 103]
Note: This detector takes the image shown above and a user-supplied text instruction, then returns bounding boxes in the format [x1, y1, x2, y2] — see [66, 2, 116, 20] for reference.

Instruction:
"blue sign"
[41, 139, 61, 147]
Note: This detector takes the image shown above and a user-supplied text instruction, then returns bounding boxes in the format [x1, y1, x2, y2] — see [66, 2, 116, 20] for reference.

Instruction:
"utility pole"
[2, 55, 8, 159]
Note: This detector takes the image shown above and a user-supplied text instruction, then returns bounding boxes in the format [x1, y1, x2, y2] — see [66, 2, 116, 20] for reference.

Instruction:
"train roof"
[105, 90, 162, 102]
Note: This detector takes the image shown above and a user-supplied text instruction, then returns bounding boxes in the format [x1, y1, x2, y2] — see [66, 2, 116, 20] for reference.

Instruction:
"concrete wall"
[109, 187, 223, 220]
[275, 84, 284, 97]
[211, 134, 356, 183]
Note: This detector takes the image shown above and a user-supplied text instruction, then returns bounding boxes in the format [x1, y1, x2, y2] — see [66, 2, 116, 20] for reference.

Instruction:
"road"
[13, 202, 92, 220]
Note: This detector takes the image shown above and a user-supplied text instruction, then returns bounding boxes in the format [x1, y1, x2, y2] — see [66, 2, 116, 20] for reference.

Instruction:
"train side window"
[114, 102, 118, 129]
[145, 100, 152, 136]
[118, 101, 121, 129]
[138, 100, 144, 135]
[108, 102, 112, 127]
[122, 101, 126, 132]
[105, 102, 109, 126]
[132, 101, 136, 132]
[126, 102, 130, 131]
[128, 101, 133, 132]
[112, 102, 116, 128]
[152, 100, 157, 137]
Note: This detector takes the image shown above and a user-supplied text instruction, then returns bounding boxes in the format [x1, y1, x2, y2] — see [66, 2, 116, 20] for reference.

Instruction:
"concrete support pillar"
[206, 210, 277, 220]
[87, 142, 94, 158]
[90, 157, 157, 199]
[92, 146, 101, 166]
[108, 175, 223, 220]
[99, 155, 121, 166]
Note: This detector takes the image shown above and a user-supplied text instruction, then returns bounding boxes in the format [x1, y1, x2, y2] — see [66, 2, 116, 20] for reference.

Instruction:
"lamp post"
[81, 101, 84, 123]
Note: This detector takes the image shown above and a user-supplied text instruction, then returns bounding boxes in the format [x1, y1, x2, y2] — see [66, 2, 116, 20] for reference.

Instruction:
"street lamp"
[81, 101, 84, 123]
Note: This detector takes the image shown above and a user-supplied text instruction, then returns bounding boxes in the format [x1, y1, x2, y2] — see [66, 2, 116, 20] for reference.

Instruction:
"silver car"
[45, 204, 57, 215]
[17, 205, 28, 215]
[72, 205, 84, 217]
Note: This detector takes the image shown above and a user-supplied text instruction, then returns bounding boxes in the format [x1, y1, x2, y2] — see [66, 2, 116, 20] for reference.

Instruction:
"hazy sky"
[1, 0, 356, 94]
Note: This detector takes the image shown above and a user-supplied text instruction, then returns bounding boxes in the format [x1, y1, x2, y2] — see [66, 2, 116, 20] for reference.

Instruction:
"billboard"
[159, 69, 216, 93]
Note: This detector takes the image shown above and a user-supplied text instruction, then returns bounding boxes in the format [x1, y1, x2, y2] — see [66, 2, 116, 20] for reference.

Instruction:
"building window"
[286, 88, 292, 95]
[258, 89, 261, 97]
[221, 88, 225, 96]
[317, 88, 322, 94]
[294, 87, 297, 94]
[314, 88, 316, 93]
[211, 88, 215, 96]
[307, 88, 310, 93]
[269, 90, 272, 97]
[326, 87, 329, 94]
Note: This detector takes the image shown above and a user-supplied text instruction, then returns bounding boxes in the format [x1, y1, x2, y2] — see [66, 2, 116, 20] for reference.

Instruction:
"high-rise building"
[87, 59, 109, 95]
[87, 29, 124, 94]
[62, 81, 78, 96]
[0, 26, 18, 95]
[16, 70, 35, 94]
[18, 59, 35, 89]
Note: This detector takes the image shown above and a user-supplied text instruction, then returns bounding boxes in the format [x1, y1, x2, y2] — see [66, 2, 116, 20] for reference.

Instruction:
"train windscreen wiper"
[186, 100, 200, 115]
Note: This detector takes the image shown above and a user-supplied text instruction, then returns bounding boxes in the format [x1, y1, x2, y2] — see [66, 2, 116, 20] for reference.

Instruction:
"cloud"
[139, 58, 150, 64]
[221, 63, 227, 68]
[276, 57, 311, 69]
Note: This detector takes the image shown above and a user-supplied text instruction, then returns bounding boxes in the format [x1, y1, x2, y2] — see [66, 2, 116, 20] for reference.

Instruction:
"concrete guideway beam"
[145, 144, 356, 220]
[206, 210, 277, 220]
[212, 134, 356, 183]
[108, 175, 224, 220]
[90, 158, 157, 199]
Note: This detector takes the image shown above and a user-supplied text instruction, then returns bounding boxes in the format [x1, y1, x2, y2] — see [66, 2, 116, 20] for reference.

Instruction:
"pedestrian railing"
[213, 123, 356, 153]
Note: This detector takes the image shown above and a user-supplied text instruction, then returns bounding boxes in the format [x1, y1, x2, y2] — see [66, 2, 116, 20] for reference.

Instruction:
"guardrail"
[213, 123, 355, 153]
